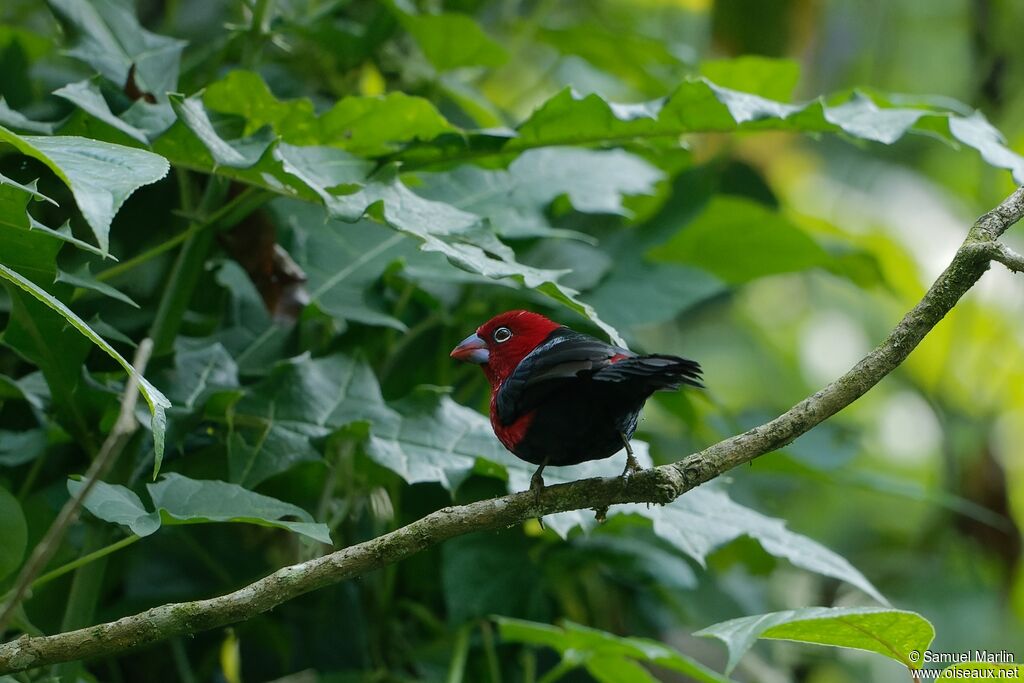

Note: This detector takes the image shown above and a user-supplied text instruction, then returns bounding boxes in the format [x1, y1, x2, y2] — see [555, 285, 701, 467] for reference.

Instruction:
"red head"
[450, 310, 562, 387]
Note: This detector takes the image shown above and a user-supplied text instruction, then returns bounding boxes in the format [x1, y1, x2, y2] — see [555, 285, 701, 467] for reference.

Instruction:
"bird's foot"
[530, 462, 548, 528]
[530, 462, 547, 502]
[619, 433, 641, 480]
[620, 452, 642, 479]
[530, 470, 546, 500]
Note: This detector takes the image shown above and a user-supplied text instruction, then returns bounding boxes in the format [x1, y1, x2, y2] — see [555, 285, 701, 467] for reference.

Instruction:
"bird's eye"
[493, 326, 513, 343]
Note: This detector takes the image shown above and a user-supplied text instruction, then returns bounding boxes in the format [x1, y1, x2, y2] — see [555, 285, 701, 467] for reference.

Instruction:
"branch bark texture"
[1, 188, 1022, 674]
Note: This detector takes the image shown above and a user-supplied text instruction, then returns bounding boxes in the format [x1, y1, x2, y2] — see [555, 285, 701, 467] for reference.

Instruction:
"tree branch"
[1, 188, 1022, 674]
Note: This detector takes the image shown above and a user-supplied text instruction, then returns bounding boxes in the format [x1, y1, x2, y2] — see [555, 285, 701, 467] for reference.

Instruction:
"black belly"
[511, 384, 647, 467]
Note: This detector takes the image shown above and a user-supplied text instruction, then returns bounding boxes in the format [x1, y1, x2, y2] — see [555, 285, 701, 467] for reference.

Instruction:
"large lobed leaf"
[68, 473, 332, 544]
[401, 81, 1024, 183]
[46, 0, 186, 103]
[202, 70, 456, 156]
[619, 487, 887, 605]
[0, 125, 169, 252]
[42, 61, 1024, 346]
[695, 606, 935, 673]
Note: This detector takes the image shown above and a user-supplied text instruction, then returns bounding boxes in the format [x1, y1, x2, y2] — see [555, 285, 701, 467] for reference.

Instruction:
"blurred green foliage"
[0, 0, 1022, 681]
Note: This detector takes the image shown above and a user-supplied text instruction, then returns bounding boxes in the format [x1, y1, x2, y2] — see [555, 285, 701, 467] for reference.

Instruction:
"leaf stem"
[15, 450, 47, 501]
[92, 185, 271, 286]
[446, 622, 472, 683]
[171, 637, 198, 683]
[27, 534, 140, 594]
[480, 619, 503, 683]
[536, 659, 575, 683]
[242, 0, 275, 67]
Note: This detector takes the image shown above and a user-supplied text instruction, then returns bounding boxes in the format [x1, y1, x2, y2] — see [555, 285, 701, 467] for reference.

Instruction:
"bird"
[450, 310, 702, 494]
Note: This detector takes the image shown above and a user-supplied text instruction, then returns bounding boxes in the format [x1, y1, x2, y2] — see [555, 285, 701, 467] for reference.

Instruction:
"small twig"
[987, 241, 1024, 273]
[0, 339, 154, 636]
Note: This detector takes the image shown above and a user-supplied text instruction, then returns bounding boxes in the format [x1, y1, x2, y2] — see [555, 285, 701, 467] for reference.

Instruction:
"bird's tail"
[596, 354, 704, 390]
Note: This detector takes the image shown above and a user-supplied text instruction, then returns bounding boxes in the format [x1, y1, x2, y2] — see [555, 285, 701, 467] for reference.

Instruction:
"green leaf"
[442, 532, 548, 624]
[47, 0, 186, 102]
[648, 195, 832, 282]
[0, 428, 49, 467]
[68, 478, 161, 536]
[209, 262, 292, 376]
[570, 531, 698, 592]
[203, 70, 455, 155]
[580, 169, 727, 330]
[1, 292, 96, 449]
[584, 261, 724, 330]
[403, 80, 1024, 183]
[202, 71, 314, 139]
[55, 264, 138, 308]
[699, 57, 802, 102]
[394, 9, 507, 71]
[587, 657, 658, 683]
[695, 606, 935, 673]
[365, 391, 508, 492]
[274, 143, 374, 197]
[170, 94, 276, 168]
[0, 264, 170, 469]
[278, 200, 414, 330]
[53, 79, 150, 144]
[0, 174, 106, 257]
[947, 112, 1024, 182]
[497, 618, 734, 683]
[415, 147, 663, 239]
[0, 179, 63, 284]
[623, 486, 886, 604]
[0, 172, 56, 203]
[0, 97, 59, 134]
[0, 484, 27, 581]
[69, 475, 332, 543]
[0, 125, 170, 252]
[228, 353, 391, 487]
[147, 473, 331, 544]
[162, 339, 239, 412]
[318, 93, 457, 156]
[277, 149, 626, 345]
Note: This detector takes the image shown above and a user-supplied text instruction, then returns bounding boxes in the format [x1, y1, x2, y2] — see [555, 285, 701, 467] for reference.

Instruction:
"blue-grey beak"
[450, 332, 489, 364]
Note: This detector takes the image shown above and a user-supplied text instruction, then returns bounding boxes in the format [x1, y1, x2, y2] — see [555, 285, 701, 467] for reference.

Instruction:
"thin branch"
[986, 241, 1024, 273]
[2, 189, 1023, 674]
[0, 340, 154, 636]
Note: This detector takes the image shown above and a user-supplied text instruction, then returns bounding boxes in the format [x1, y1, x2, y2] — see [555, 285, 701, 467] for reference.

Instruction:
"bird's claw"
[620, 452, 642, 479]
[530, 471, 545, 500]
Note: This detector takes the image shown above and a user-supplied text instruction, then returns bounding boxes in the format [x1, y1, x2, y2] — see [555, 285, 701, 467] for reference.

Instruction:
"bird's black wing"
[592, 354, 703, 390]
[494, 328, 624, 426]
